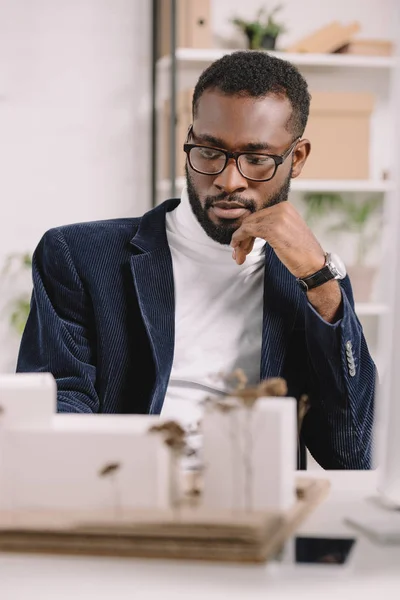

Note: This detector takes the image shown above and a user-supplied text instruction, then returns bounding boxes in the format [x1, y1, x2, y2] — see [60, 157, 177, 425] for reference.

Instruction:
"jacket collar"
[130, 199, 180, 253]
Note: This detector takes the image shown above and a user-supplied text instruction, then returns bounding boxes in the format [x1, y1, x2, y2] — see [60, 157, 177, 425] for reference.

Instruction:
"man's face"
[185, 90, 307, 245]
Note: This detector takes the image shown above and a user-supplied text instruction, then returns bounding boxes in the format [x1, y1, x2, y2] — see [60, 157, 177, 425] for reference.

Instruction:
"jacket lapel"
[260, 243, 301, 380]
[129, 199, 179, 414]
[129, 199, 301, 407]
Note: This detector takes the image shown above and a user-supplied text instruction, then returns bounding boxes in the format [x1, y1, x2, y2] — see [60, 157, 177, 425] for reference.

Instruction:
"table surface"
[2, 471, 400, 600]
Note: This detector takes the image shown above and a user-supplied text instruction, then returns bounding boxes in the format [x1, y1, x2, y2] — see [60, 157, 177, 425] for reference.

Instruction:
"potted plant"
[232, 5, 287, 51]
[2, 252, 32, 335]
[302, 192, 344, 226]
[302, 192, 382, 302]
[327, 196, 382, 302]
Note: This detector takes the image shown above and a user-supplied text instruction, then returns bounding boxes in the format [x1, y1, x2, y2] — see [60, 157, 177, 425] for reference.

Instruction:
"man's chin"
[201, 219, 238, 245]
[208, 214, 242, 228]
[208, 207, 247, 227]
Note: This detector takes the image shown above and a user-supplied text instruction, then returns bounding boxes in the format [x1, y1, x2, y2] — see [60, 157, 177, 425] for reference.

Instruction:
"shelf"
[157, 178, 394, 195]
[290, 180, 394, 193]
[158, 48, 397, 70]
[355, 303, 387, 316]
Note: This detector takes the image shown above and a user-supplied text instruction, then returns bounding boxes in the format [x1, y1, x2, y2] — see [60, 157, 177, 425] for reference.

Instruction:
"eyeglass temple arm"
[283, 137, 301, 159]
[185, 124, 193, 144]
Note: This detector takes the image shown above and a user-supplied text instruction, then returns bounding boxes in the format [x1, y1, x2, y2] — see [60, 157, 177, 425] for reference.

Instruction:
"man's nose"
[213, 158, 248, 194]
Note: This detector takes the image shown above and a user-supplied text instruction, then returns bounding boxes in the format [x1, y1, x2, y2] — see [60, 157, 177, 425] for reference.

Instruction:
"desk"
[1, 471, 400, 600]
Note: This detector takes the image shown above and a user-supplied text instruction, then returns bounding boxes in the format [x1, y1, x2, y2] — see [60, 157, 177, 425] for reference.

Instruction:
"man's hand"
[231, 202, 325, 276]
[230, 202, 342, 323]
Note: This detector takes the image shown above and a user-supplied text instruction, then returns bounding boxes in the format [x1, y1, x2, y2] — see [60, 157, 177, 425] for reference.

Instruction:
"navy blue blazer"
[17, 199, 375, 469]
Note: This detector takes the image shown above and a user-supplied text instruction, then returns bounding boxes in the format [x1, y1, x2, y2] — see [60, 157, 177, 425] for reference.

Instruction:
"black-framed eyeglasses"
[183, 125, 300, 182]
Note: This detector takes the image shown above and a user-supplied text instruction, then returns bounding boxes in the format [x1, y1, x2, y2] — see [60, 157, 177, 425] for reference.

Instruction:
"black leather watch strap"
[297, 265, 335, 292]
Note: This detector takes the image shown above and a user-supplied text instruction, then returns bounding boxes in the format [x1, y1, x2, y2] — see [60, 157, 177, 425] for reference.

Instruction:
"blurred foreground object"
[0, 373, 329, 564]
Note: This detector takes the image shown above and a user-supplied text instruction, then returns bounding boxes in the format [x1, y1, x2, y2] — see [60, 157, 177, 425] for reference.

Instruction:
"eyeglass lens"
[189, 146, 276, 180]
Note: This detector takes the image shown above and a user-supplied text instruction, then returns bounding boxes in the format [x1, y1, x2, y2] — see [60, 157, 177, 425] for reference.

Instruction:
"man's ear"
[291, 139, 311, 179]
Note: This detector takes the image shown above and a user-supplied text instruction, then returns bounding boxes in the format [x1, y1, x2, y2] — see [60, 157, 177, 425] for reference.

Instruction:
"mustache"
[204, 193, 257, 213]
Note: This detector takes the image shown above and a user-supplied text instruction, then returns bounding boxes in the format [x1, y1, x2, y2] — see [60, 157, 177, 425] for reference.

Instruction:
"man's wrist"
[306, 280, 343, 324]
[292, 255, 326, 280]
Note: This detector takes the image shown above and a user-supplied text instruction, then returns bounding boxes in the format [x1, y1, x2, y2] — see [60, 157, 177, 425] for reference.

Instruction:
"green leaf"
[331, 196, 382, 232]
[302, 192, 343, 224]
[23, 253, 32, 268]
[10, 298, 31, 336]
[232, 3, 287, 40]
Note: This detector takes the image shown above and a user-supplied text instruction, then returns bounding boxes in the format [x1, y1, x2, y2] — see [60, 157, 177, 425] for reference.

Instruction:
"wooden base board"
[0, 478, 330, 564]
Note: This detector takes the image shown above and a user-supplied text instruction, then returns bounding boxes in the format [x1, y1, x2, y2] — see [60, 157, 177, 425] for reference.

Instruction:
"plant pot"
[346, 265, 377, 303]
[261, 34, 277, 50]
[245, 32, 277, 51]
[245, 31, 260, 50]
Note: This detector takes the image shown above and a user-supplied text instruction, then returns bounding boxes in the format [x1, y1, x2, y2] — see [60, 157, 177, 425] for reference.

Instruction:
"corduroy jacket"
[17, 199, 375, 469]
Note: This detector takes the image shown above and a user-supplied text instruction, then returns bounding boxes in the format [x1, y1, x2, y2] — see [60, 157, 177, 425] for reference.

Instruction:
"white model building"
[0, 373, 169, 512]
[0, 373, 298, 516]
[201, 397, 297, 512]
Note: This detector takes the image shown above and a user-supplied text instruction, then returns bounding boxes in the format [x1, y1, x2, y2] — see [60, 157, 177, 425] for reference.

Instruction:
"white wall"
[0, 0, 152, 371]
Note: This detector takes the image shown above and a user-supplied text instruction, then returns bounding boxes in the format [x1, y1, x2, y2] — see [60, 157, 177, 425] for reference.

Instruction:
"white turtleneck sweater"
[162, 186, 266, 436]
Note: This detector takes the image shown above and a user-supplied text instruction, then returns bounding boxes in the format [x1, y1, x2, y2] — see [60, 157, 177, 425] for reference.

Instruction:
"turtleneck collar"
[165, 185, 266, 258]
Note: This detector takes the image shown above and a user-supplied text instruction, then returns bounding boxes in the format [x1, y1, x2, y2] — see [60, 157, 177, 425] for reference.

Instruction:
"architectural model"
[0, 372, 328, 563]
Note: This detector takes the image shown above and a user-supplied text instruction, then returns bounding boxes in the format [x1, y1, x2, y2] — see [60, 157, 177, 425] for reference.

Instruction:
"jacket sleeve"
[16, 228, 100, 413]
[301, 276, 375, 469]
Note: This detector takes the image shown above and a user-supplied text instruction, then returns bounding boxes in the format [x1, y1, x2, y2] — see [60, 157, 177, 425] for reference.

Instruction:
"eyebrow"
[192, 130, 278, 153]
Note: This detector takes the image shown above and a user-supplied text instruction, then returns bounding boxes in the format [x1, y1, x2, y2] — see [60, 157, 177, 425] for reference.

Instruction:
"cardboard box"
[339, 39, 393, 56]
[158, 0, 212, 58]
[301, 92, 374, 180]
[286, 21, 360, 54]
[163, 88, 193, 180]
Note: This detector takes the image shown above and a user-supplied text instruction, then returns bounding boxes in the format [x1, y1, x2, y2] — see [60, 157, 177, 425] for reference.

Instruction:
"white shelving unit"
[157, 48, 397, 70]
[158, 177, 394, 195]
[156, 44, 397, 370]
[355, 303, 388, 317]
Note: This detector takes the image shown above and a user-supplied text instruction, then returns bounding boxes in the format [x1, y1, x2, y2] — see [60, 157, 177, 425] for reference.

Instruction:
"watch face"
[328, 253, 347, 279]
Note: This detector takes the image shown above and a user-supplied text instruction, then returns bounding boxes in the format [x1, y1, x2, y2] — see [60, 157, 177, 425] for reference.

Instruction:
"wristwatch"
[296, 252, 347, 292]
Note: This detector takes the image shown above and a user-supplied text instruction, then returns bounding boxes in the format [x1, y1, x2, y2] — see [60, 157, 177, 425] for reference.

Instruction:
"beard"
[186, 164, 292, 245]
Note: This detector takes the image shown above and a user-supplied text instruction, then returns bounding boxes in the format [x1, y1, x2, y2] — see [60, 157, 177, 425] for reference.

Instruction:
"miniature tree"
[235, 373, 288, 512]
[148, 420, 186, 517]
[208, 370, 288, 512]
[298, 394, 310, 434]
[98, 462, 122, 520]
[206, 398, 241, 510]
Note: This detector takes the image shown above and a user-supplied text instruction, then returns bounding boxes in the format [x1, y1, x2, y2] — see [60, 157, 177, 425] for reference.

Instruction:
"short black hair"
[192, 51, 311, 138]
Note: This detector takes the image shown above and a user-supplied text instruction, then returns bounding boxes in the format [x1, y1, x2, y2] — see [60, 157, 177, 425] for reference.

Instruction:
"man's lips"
[211, 202, 249, 220]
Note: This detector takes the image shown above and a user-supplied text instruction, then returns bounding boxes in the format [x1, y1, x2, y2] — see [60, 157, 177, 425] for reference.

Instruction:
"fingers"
[232, 237, 255, 265]
[231, 226, 251, 248]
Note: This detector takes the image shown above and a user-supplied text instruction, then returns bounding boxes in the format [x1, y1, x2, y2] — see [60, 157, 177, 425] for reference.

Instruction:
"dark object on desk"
[295, 536, 356, 564]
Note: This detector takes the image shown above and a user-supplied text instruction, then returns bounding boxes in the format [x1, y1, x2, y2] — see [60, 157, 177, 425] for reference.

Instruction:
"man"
[17, 51, 375, 469]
